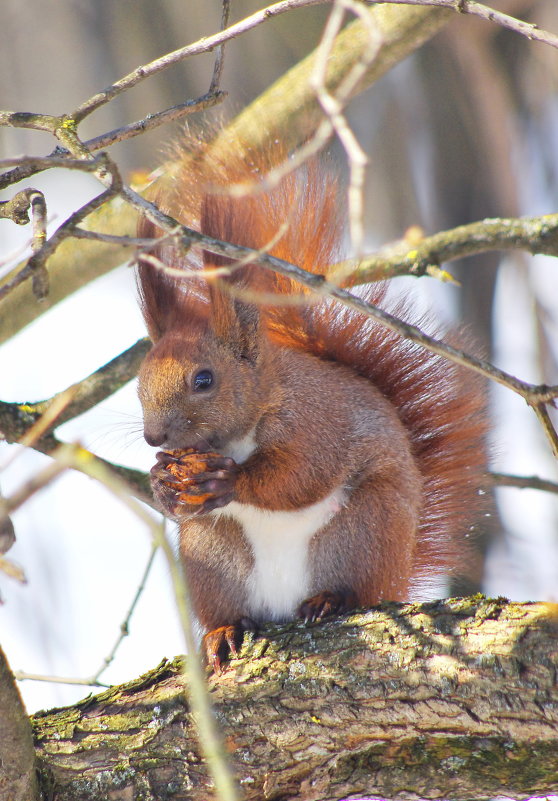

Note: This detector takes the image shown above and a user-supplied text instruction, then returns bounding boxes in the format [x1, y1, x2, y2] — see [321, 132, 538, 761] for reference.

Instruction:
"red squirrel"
[136, 136, 488, 671]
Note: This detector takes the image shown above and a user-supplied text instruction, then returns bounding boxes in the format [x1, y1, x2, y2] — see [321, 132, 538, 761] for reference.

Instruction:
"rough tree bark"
[32, 596, 558, 801]
[0, 645, 39, 801]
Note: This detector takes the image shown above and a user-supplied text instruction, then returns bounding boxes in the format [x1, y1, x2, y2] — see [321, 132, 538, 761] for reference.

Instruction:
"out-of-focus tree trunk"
[0, 645, 39, 801]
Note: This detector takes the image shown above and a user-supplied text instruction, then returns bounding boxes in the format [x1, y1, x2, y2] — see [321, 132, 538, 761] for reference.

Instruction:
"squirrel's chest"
[220, 490, 345, 621]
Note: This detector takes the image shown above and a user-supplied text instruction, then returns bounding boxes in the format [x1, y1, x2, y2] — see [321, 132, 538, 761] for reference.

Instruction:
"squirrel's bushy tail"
[139, 135, 488, 593]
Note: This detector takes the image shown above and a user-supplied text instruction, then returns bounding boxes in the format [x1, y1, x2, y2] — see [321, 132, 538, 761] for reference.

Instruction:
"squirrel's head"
[137, 296, 271, 453]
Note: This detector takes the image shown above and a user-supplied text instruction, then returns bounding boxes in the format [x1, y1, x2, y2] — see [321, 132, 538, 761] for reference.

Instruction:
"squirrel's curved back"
[138, 133, 488, 593]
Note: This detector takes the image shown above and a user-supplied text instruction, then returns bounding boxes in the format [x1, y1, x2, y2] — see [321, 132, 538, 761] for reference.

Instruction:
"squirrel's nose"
[144, 426, 167, 448]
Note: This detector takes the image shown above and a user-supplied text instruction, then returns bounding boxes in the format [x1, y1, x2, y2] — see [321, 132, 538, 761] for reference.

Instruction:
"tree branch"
[365, 0, 558, 50]
[492, 472, 558, 495]
[31, 596, 558, 800]
[329, 213, 558, 283]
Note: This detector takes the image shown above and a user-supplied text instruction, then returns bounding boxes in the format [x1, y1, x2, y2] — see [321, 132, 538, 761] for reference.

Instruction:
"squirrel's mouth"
[161, 430, 223, 454]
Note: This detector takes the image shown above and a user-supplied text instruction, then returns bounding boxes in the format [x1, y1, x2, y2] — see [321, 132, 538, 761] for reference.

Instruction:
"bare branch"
[0, 189, 43, 226]
[365, 0, 558, 50]
[532, 403, 558, 462]
[37, 338, 151, 426]
[492, 473, 558, 495]
[0, 340, 153, 501]
[0, 454, 70, 520]
[329, 213, 558, 283]
[0, 554, 25, 584]
[0, 111, 60, 133]
[90, 545, 159, 684]
[14, 544, 159, 688]
[209, 0, 231, 94]
[70, 229, 154, 247]
[82, 91, 226, 152]
[306, 0, 377, 256]
[13, 672, 110, 688]
[0, 154, 113, 191]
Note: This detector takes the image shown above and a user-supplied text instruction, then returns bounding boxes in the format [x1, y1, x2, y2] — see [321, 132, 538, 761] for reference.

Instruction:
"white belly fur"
[220, 488, 346, 621]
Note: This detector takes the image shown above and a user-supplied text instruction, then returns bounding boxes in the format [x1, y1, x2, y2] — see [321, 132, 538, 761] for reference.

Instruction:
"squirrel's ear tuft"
[136, 208, 209, 342]
[201, 191, 263, 363]
[136, 209, 176, 341]
[209, 280, 261, 363]
[232, 299, 261, 363]
[136, 257, 177, 342]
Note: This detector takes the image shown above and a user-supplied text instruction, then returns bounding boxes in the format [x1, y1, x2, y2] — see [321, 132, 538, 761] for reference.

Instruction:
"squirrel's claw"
[296, 589, 358, 623]
[202, 618, 257, 674]
[150, 449, 238, 518]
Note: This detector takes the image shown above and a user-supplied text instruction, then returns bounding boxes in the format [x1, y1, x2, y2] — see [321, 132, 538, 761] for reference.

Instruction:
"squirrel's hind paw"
[297, 589, 358, 623]
[203, 618, 258, 674]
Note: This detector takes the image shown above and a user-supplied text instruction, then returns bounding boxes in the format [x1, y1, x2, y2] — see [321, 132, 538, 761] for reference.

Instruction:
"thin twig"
[532, 404, 558, 461]
[33, 338, 151, 427]
[1, 388, 78, 471]
[209, 0, 231, 93]
[491, 472, 558, 495]
[0, 188, 44, 226]
[13, 672, 110, 688]
[0, 111, 60, 132]
[0, 338, 151, 463]
[68, 0, 558, 126]
[14, 539, 156, 684]
[310, 0, 378, 256]
[82, 91, 226, 152]
[0, 554, 25, 584]
[71, 229, 155, 247]
[0, 188, 47, 296]
[90, 545, 159, 683]
[0, 458, 69, 521]
[0, 155, 110, 191]
[224, 0, 379, 204]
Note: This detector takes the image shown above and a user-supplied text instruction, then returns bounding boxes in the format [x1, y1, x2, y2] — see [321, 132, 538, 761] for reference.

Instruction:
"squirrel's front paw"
[150, 448, 237, 517]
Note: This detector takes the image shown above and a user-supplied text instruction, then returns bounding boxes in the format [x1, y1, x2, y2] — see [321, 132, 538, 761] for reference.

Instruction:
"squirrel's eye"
[193, 369, 214, 392]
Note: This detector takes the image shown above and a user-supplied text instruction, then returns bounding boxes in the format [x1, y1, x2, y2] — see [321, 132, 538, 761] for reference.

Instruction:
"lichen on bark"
[30, 597, 558, 801]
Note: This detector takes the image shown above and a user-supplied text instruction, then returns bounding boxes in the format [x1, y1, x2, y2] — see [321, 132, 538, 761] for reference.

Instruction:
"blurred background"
[1, 0, 557, 713]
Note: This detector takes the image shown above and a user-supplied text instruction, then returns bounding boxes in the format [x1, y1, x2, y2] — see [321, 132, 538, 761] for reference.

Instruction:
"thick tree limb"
[31, 596, 558, 800]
